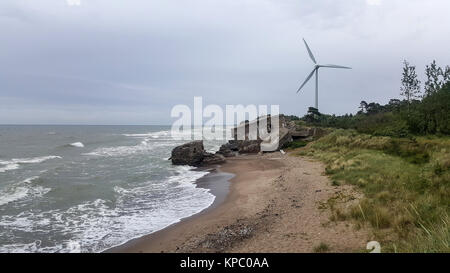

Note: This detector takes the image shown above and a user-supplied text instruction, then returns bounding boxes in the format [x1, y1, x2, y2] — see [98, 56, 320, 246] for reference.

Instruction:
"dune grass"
[284, 140, 308, 150]
[297, 129, 450, 252]
[314, 242, 331, 253]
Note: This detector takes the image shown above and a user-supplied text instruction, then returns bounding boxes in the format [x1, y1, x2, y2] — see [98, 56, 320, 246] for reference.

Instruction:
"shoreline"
[107, 154, 281, 253]
[109, 153, 370, 253]
[105, 167, 234, 253]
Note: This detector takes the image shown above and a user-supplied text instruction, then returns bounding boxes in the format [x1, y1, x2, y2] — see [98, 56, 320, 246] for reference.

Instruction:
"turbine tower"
[297, 38, 351, 111]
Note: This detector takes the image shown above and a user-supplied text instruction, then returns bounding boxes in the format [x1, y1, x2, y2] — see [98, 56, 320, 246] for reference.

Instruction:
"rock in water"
[171, 140, 205, 166]
[171, 141, 226, 166]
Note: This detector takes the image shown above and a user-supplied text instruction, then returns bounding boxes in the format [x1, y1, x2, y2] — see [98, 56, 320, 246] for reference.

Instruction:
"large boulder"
[171, 140, 205, 166]
[171, 141, 226, 166]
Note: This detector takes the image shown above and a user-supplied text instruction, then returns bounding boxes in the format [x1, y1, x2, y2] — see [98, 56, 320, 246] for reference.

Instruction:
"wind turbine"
[297, 38, 351, 111]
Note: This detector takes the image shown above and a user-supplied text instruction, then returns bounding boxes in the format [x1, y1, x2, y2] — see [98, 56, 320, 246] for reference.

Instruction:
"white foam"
[0, 176, 50, 206]
[70, 142, 84, 148]
[0, 187, 30, 206]
[0, 156, 61, 165]
[0, 241, 41, 253]
[0, 130, 226, 253]
[170, 127, 228, 141]
[22, 176, 40, 184]
[0, 156, 61, 173]
[0, 163, 20, 173]
[83, 140, 177, 157]
[0, 166, 214, 253]
[123, 131, 169, 138]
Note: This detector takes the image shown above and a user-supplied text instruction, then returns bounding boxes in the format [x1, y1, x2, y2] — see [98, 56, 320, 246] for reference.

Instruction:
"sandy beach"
[109, 152, 370, 253]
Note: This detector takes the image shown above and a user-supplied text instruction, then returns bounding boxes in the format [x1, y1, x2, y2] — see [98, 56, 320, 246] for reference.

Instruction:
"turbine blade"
[303, 38, 317, 64]
[297, 68, 316, 93]
[320, 64, 352, 69]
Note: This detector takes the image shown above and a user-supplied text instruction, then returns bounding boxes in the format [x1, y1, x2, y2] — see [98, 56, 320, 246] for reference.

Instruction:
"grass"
[296, 129, 450, 252]
[314, 242, 330, 253]
[284, 140, 308, 150]
[331, 180, 341, 186]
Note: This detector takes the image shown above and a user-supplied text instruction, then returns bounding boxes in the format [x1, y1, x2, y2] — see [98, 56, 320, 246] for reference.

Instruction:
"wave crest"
[0, 176, 50, 206]
[69, 142, 84, 148]
[0, 156, 62, 173]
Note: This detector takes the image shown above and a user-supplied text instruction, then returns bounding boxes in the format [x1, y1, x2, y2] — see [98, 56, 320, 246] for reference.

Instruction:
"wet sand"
[109, 152, 370, 253]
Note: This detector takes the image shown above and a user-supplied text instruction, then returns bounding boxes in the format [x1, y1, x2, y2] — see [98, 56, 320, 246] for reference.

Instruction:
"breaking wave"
[0, 156, 62, 173]
[69, 142, 84, 148]
[123, 131, 170, 139]
[0, 176, 51, 206]
[0, 166, 212, 253]
[83, 140, 177, 157]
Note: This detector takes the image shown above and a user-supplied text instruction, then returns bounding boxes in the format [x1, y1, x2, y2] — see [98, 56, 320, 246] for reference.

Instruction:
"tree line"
[301, 60, 450, 136]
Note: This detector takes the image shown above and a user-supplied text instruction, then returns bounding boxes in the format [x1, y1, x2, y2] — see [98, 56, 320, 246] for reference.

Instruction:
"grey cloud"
[1, 0, 450, 124]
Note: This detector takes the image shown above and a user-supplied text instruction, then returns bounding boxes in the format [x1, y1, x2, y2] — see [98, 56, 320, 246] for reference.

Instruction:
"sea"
[0, 125, 225, 253]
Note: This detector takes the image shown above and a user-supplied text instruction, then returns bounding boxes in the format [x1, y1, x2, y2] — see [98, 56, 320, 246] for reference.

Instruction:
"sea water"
[0, 125, 224, 252]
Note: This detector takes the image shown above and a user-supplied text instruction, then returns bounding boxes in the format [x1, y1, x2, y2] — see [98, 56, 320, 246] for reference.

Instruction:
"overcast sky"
[1, 0, 449, 124]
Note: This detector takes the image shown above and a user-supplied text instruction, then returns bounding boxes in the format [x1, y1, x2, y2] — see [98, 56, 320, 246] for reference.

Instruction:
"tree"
[388, 99, 401, 106]
[443, 65, 450, 85]
[400, 60, 421, 103]
[304, 107, 320, 123]
[424, 61, 450, 97]
[358, 101, 368, 114]
[386, 99, 402, 112]
[366, 102, 383, 115]
[425, 60, 441, 96]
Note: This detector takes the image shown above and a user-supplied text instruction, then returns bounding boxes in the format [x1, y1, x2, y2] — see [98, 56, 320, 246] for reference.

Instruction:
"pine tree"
[358, 101, 368, 114]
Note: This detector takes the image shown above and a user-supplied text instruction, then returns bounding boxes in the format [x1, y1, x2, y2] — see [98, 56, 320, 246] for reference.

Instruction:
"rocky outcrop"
[217, 140, 262, 156]
[217, 115, 330, 155]
[171, 141, 226, 167]
[216, 142, 239, 157]
[284, 117, 329, 140]
[171, 116, 330, 166]
[202, 153, 226, 165]
[238, 140, 262, 153]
